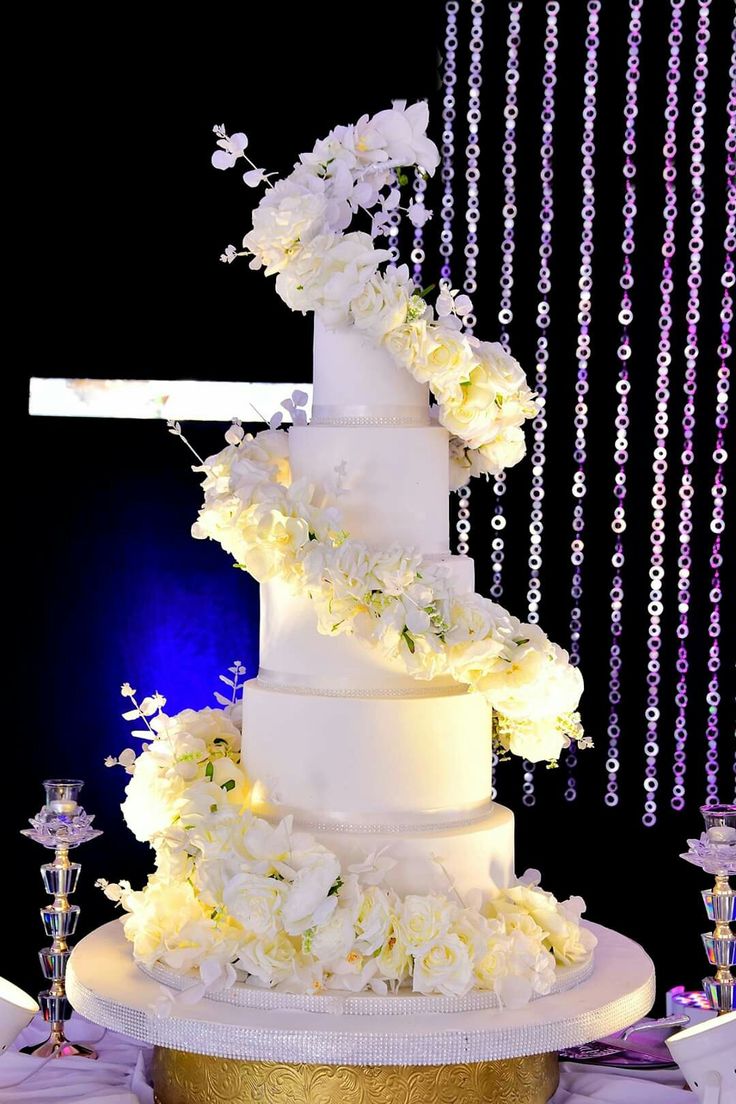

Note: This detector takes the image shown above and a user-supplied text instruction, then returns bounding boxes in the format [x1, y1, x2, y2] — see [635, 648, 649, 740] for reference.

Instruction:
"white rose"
[437, 364, 499, 449]
[411, 325, 476, 392]
[349, 266, 413, 340]
[309, 906, 357, 966]
[282, 853, 341, 935]
[497, 716, 568, 764]
[222, 873, 286, 938]
[474, 624, 583, 721]
[474, 341, 527, 395]
[397, 894, 456, 953]
[277, 232, 388, 326]
[383, 320, 433, 374]
[244, 190, 328, 275]
[451, 909, 500, 963]
[354, 887, 393, 955]
[412, 934, 473, 996]
[467, 427, 527, 477]
[236, 932, 298, 987]
[443, 592, 513, 649]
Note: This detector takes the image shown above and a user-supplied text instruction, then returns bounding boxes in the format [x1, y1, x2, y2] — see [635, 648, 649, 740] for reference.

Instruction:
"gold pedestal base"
[152, 1047, 559, 1104]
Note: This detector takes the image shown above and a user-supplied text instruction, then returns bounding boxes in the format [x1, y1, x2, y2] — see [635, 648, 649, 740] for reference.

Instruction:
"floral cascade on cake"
[102, 104, 596, 1007]
[102, 673, 595, 1004]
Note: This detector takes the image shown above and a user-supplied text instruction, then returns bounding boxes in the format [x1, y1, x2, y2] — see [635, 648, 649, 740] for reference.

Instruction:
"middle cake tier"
[243, 678, 492, 823]
[289, 423, 451, 553]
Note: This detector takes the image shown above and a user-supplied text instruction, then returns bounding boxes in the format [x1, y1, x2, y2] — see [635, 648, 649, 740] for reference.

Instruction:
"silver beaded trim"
[138, 954, 595, 1016]
[255, 673, 469, 700]
[311, 414, 430, 427]
[310, 405, 429, 428]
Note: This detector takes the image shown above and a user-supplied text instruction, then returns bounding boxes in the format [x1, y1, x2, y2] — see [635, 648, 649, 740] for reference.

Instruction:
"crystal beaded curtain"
[435, 0, 735, 818]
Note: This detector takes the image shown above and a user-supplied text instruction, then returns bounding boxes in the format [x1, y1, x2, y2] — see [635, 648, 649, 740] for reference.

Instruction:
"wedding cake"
[245, 317, 513, 900]
[102, 103, 596, 1007]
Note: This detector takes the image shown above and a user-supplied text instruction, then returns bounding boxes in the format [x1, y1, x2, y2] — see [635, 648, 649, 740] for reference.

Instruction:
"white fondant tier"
[243, 679, 492, 821]
[259, 556, 474, 691]
[289, 423, 451, 554]
[313, 317, 429, 421]
[68, 920, 656, 1063]
[305, 805, 514, 899]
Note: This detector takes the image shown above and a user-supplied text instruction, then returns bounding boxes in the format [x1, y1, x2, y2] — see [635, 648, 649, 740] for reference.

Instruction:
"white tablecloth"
[0, 1014, 688, 1104]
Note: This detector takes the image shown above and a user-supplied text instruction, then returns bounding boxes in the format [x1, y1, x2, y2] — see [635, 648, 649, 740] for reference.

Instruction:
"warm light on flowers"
[104, 669, 595, 1000]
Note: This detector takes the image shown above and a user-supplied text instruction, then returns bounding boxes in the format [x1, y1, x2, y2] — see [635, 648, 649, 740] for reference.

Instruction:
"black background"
[7, 0, 735, 1015]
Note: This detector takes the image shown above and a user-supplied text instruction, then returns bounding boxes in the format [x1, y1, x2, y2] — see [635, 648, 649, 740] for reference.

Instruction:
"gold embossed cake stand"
[67, 920, 655, 1104]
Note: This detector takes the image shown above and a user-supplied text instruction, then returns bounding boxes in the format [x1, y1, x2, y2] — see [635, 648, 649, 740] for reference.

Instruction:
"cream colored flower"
[412, 934, 473, 996]
[397, 894, 456, 953]
[474, 623, 584, 722]
[349, 265, 414, 340]
[222, 873, 287, 938]
[244, 190, 327, 275]
[376, 920, 411, 984]
[383, 319, 433, 374]
[354, 887, 393, 955]
[309, 906, 357, 966]
[236, 931, 299, 987]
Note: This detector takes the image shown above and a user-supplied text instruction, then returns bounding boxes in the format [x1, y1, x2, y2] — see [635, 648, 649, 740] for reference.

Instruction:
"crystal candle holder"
[20, 779, 102, 1058]
[681, 804, 736, 1016]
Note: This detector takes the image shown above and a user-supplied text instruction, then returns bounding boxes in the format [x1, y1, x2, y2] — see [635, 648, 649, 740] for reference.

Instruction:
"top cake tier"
[312, 316, 430, 425]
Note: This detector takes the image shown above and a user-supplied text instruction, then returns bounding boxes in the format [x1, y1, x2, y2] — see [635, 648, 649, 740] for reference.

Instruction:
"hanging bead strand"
[671, 0, 712, 811]
[522, 0, 560, 809]
[643, 0, 685, 829]
[462, 1, 484, 330]
[455, 2, 485, 558]
[564, 0, 601, 803]
[705, 24, 735, 805]
[604, 0, 643, 812]
[491, 1, 523, 603]
[410, 168, 428, 287]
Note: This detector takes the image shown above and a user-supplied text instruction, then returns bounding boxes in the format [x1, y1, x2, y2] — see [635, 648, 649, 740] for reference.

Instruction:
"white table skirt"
[0, 1013, 687, 1104]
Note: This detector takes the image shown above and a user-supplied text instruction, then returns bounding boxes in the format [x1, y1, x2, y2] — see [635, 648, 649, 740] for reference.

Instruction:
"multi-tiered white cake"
[245, 318, 513, 900]
[103, 104, 595, 1007]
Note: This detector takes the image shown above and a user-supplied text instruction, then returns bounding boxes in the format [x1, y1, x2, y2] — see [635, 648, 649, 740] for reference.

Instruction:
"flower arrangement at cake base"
[100, 673, 595, 1007]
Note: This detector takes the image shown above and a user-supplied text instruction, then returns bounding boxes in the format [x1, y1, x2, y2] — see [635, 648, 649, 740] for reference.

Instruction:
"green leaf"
[221, 779, 236, 792]
[328, 876, 343, 897]
[210, 803, 218, 813]
[401, 629, 416, 654]
[205, 761, 214, 781]
[398, 171, 408, 186]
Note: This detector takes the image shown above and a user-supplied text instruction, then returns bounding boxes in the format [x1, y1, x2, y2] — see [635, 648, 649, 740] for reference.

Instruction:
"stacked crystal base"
[682, 803, 736, 1015]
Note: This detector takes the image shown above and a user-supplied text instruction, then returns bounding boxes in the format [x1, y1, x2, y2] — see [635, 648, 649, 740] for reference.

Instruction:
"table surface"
[0, 1013, 690, 1104]
[65, 920, 656, 1065]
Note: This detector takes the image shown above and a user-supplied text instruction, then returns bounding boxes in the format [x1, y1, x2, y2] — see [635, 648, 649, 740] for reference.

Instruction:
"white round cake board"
[67, 920, 655, 1065]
